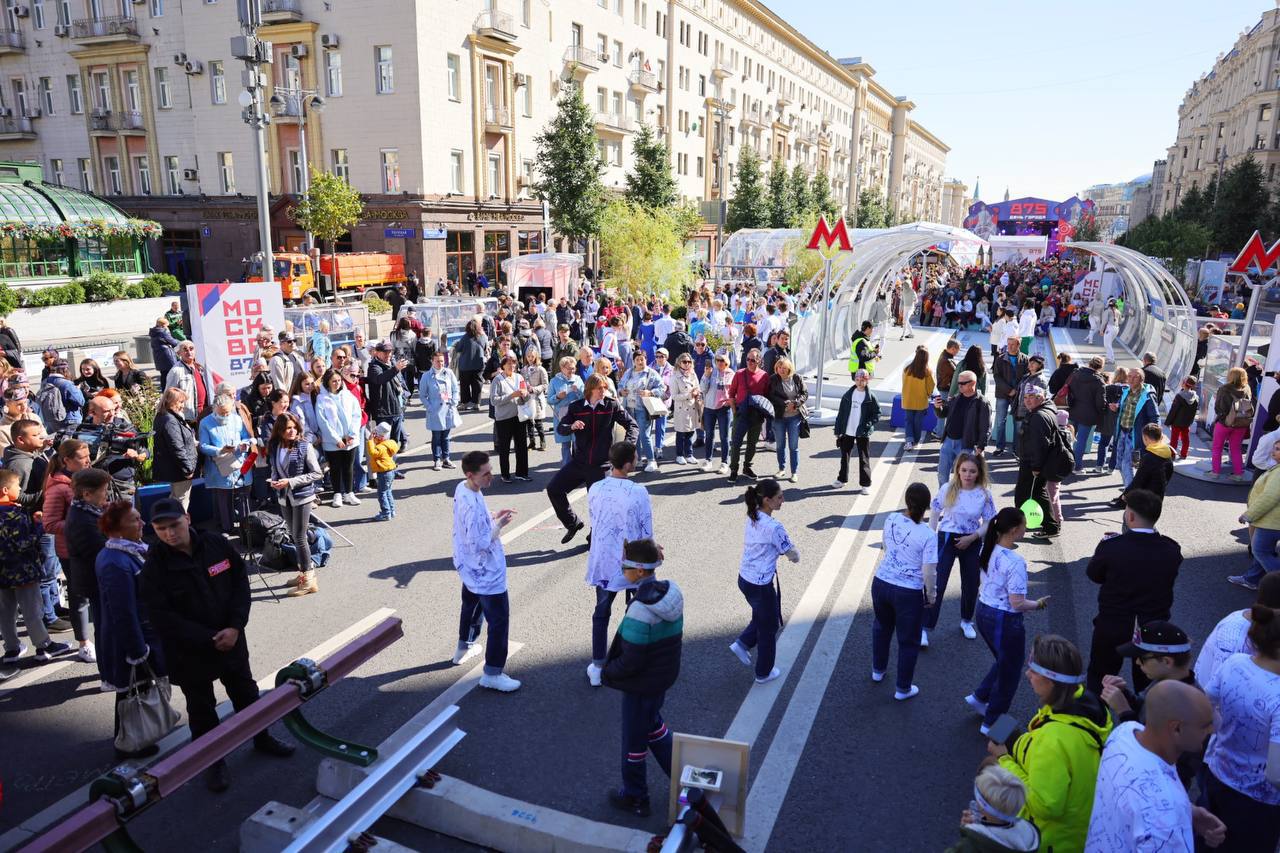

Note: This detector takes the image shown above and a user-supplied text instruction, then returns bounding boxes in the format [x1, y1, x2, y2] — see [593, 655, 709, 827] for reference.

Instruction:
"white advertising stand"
[186, 282, 286, 387]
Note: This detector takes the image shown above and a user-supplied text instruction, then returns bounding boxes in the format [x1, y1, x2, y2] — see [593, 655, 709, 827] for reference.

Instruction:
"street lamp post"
[234, 0, 273, 284]
[269, 87, 325, 253]
[712, 101, 732, 289]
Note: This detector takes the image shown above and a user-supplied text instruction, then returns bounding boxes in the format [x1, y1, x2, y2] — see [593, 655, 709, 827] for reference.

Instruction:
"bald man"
[1086, 681, 1225, 851]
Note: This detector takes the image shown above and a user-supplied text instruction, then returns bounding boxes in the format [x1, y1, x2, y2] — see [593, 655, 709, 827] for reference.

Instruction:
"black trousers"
[177, 649, 260, 741]
[493, 417, 528, 477]
[1087, 613, 1159, 695]
[546, 460, 608, 529]
[459, 369, 482, 406]
[1013, 466, 1058, 534]
[837, 434, 871, 486]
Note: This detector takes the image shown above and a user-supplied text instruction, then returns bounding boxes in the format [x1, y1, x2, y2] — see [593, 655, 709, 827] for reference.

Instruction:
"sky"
[772, 0, 1270, 201]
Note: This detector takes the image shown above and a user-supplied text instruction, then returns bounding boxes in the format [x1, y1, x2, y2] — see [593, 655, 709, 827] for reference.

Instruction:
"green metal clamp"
[87, 765, 151, 853]
[275, 657, 379, 767]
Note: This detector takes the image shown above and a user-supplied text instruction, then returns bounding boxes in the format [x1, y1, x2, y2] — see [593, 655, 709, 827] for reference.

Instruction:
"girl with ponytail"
[870, 482, 937, 701]
[731, 478, 799, 686]
[965, 507, 1051, 735]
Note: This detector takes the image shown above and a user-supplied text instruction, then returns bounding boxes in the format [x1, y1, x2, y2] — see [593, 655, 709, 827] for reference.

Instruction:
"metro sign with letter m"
[807, 216, 853, 252]
[1230, 230, 1280, 274]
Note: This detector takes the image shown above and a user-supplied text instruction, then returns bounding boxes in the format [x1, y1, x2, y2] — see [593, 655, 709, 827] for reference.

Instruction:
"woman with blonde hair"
[768, 357, 808, 482]
[924, 452, 996, 646]
[111, 351, 150, 393]
[1211, 365, 1253, 480]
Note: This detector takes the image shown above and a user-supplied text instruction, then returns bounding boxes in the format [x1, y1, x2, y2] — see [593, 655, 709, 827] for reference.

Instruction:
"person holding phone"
[925, 452, 997, 646]
[965, 507, 1049, 735]
[266, 413, 324, 596]
[870, 482, 937, 701]
[729, 478, 799, 685]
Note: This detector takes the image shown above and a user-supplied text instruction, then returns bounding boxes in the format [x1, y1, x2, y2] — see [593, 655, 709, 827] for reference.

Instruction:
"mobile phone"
[986, 713, 1020, 747]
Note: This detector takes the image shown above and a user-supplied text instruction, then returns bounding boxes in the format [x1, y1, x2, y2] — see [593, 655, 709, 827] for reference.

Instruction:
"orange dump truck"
[246, 251, 407, 302]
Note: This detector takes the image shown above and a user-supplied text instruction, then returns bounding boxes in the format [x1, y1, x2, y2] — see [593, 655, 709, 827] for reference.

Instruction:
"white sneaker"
[775, 469, 787, 480]
[451, 643, 483, 665]
[479, 672, 522, 692]
[357, 485, 376, 495]
[673, 456, 683, 465]
[905, 442, 915, 451]
[920, 629, 929, 648]
[702, 461, 716, 473]
[871, 670, 885, 682]
[330, 495, 342, 509]
[831, 479, 845, 489]
[789, 471, 798, 483]
[76, 643, 97, 663]
[754, 667, 783, 685]
[343, 492, 361, 506]
[433, 460, 441, 471]
[728, 641, 752, 666]
[965, 693, 989, 716]
[717, 463, 729, 475]
[961, 621, 977, 640]
[644, 460, 659, 473]
[894, 685, 920, 701]
[586, 662, 602, 687]
[857, 486, 869, 494]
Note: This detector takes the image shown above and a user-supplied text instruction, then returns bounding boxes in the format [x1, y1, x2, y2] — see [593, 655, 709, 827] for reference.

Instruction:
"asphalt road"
[0, 394, 1257, 852]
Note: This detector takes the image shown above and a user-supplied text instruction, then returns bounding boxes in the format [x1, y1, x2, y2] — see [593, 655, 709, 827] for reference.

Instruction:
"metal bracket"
[276, 657, 378, 766]
[85, 766, 153, 853]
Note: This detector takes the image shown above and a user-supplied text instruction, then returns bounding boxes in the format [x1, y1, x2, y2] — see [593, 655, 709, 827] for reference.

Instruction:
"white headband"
[621, 559, 662, 571]
[1028, 661, 1085, 684]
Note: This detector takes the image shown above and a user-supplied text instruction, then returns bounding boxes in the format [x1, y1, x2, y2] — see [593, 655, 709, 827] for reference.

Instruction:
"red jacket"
[729, 367, 769, 406]
[42, 471, 73, 559]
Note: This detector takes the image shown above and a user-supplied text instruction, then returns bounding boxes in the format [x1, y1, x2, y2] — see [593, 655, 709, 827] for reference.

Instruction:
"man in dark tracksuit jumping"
[547, 374, 639, 544]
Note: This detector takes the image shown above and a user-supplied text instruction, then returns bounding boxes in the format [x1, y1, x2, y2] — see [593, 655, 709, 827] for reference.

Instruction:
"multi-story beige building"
[940, 178, 968, 227]
[0, 0, 952, 283]
[1157, 5, 1280, 218]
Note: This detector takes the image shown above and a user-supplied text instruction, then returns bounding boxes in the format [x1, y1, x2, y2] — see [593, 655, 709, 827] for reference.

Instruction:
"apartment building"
[1156, 5, 1280, 218]
[0, 0, 952, 283]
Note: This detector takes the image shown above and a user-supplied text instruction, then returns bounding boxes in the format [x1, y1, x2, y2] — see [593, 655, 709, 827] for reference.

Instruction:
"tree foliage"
[726, 146, 768, 232]
[533, 83, 606, 244]
[1073, 212, 1101, 243]
[810, 172, 838, 220]
[789, 165, 812, 226]
[624, 122, 677, 209]
[767, 159, 794, 229]
[599, 200, 693, 298]
[1211, 155, 1268, 254]
[290, 167, 364, 253]
[851, 188, 890, 229]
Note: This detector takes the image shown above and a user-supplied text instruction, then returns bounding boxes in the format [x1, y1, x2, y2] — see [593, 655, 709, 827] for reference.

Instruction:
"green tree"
[533, 83, 605, 246]
[1174, 182, 1212, 226]
[852, 188, 889, 229]
[1073, 212, 1101, 243]
[809, 171, 838, 220]
[670, 201, 704, 242]
[789, 164, 813, 224]
[624, 122, 677, 209]
[1118, 213, 1212, 268]
[599, 200, 693, 298]
[1209, 155, 1269, 254]
[289, 167, 364, 295]
[766, 159, 794, 229]
[726, 146, 767, 232]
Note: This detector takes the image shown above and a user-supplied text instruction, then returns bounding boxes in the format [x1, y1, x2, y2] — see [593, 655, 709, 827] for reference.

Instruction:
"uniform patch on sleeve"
[208, 559, 231, 577]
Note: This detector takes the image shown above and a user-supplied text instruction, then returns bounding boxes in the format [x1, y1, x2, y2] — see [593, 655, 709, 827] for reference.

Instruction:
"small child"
[944, 764, 1040, 853]
[0, 469, 69, 672]
[1164, 376, 1199, 460]
[1116, 423, 1174, 509]
[366, 422, 399, 522]
[1045, 409, 1073, 526]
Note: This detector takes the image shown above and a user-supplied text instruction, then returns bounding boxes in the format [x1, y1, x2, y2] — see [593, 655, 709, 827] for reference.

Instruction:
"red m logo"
[1229, 230, 1280, 274]
[806, 216, 853, 251]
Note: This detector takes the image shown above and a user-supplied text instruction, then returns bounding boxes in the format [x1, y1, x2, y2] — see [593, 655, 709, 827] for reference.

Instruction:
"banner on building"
[187, 282, 285, 387]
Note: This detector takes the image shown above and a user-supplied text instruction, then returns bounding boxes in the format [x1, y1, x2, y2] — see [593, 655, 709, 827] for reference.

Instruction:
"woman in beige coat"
[670, 352, 703, 465]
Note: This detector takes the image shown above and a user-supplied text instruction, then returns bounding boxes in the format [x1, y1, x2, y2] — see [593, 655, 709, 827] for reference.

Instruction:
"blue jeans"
[559, 441, 573, 465]
[937, 437, 966, 487]
[1097, 429, 1115, 469]
[973, 602, 1026, 727]
[703, 408, 730, 462]
[384, 414, 406, 449]
[1071, 422, 1094, 471]
[736, 575, 780, 679]
[871, 577, 925, 692]
[652, 415, 667, 457]
[924, 531, 980, 629]
[431, 429, 451, 462]
[630, 407, 653, 461]
[620, 691, 672, 799]
[775, 414, 801, 473]
[1116, 430, 1135, 487]
[592, 585, 634, 664]
[904, 408, 926, 446]
[376, 470, 395, 516]
[1245, 528, 1280, 584]
[353, 425, 370, 491]
[458, 588, 509, 676]
[675, 432, 694, 458]
[933, 394, 949, 438]
[994, 397, 1013, 451]
[39, 535, 59, 624]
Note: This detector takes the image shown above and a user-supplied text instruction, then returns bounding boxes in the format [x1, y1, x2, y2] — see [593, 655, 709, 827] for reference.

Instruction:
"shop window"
[445, 229, 475, 286]
[0, 235, 69, 279]
[483, 230, 510, 284]
[518, 230, 542, 255]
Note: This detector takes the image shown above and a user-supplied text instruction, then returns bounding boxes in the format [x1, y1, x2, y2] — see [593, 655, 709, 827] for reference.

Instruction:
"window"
[155, 67, 171, 108]
[103, 155, 122, 194]
[450, 150, 464, 193]
[286, 149, 302, 192]
[331, 148, 349, 182]
[487, 152, 501, 197]
[522, 78, 532, 117]
[165, 155, 179, 194]
[210, 61, 226, 104]
[444, 230, 475, 284]
[375, 46, 393, 94]
[66, 74, 82, 113]
[324, 50, 342, 97]
[49, 158, 63, 184]
[150, 0, 162, 14]
[380, 148, 400, 191]
[596, 33, 607, 60]
[521, 0, 530, 27]
[218, 151, 234, 193]
[56, 0, 68, 25]
[597, 0, 605, 7]
[134, 155, 151, 194]
[32, 0, 43, 28]
[696, 156, 703, 177]
[698, 74, 705, 96]
[446, 54, 460, 101]
[596, 86, 606, 112]
[612, 40, 622, 66]
[1262, 103, 1273, 123]
[38, 77, 53, 115]
[521, 159, 534, 196]
[482, 231, 509, 283]
[92, 71, 109, 111]
[122, 69, 140, 113]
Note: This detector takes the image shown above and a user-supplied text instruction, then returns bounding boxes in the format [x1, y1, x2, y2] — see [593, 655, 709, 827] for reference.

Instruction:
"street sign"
[384, 227, 415, 239]
[422, 228, 447, 240]
[202, 226, 211, 237]
[1229, 230, 1280, 274]
[806, 216, 853, 252]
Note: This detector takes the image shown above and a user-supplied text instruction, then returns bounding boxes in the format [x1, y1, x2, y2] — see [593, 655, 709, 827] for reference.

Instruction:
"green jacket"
[998, 687, 1112, 853]
[943, 820, 1040, 853]
[834, 386, 881, 439]
[1247, 465, 1280, 530]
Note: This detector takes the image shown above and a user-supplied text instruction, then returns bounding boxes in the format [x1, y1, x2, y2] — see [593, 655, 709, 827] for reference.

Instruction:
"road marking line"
[403, 419, 492, 457]
[738, 448, 923, 851]
[500, 489, 586, 544]
[0, 658, 76, 697]
[0, 607, 397, 852]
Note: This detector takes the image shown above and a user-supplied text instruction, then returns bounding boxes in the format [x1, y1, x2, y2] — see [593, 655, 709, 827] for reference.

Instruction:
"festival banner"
[186, 282, 285, 387]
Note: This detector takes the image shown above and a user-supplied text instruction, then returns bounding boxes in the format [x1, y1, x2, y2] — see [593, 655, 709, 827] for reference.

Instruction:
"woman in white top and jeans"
[924, 452, 997, 646]
[729, 478, 798, 685]
[870, 482, 937, 700]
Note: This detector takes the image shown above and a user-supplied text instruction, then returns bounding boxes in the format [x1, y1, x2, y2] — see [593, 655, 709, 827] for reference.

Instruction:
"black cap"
[1117, 620, 1191, 657]
[148, 498, 187, 523]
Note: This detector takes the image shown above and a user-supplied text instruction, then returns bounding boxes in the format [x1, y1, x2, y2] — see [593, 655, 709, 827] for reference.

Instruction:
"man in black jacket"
[547, 375, 639, 544]
[1014, 386, 1061, 539]
[1141, 351, 1168, 411]
[992, 336, 1028, 454]
[1084, 489, 1182, 694]
[365, 341, 409, 456]
[1067, 356, 1107, 472]
[933, 370, 991, 486]
[661, 322, 694, 364]
[141, 499, 294, 792]
[603, 538, 682, 818]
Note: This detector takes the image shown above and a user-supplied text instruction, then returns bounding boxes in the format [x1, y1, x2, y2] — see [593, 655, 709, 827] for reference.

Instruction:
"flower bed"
[0, 218, 162, 242]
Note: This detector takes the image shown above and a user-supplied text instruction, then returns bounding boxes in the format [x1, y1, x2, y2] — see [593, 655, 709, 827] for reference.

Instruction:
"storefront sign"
[361, 208, 413, 222]
[422, 228, 447, 239]
[466, 211, 528, 223]
[201, 208, 259, 221]
[187, 282, 285, 386]
[384, 228, 415, 239]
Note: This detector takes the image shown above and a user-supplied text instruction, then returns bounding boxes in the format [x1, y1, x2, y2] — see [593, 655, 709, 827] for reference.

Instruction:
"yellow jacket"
[1247, 465, 1280, 530]
[900, 370, 935, 411]
[366, 437, 400, 473]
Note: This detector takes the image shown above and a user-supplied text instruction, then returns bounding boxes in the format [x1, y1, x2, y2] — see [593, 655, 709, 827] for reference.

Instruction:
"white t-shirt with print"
[978, 545, 1027, 613]
[739, 513, 795, 586]
[931, 484, 996, 535]
[875, 514, 938, 591]
[1195, 610, 1253, 694]
[1205, 653, 1280, 805]
[1085, 721, 1193, 852]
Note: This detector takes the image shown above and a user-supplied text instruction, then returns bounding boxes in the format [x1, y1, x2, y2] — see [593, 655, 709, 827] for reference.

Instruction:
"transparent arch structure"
[791, 223, 987, 376]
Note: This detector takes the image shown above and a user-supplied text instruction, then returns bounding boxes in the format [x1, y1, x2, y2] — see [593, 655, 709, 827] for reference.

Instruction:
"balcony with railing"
[0, 27, 23, 54]
[474, 9, 517, 42]
[261, 0, 303, 22]
[89, 110, 112, 132]
[563, 45, 602, 73]
[71, 16, 139, 44]
[0, 115, 35, 139]
[484, 104, 513, 133]
[119, 110, 145, 131]
[627, 69, 659, 94]
[0, 257, 69, 279]
[594, 112, 635, 134]
[711, 59, 734, 79]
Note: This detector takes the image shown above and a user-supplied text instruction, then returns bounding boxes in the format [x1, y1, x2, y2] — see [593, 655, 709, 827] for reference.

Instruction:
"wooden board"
[667, 732, 750, 837]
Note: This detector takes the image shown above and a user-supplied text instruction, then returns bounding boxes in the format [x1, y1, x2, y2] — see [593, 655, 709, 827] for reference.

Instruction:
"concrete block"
[241, 798, 418, 853]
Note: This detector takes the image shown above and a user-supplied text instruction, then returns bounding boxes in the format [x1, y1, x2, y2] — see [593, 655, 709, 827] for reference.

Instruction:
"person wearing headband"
[601, 538, 682, 819]
[988, 634, 1113, 853]
[947, 764, 1040, 852]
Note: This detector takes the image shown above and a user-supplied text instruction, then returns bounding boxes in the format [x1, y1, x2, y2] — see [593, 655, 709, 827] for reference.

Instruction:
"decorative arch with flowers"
[0, 218, 162, 242]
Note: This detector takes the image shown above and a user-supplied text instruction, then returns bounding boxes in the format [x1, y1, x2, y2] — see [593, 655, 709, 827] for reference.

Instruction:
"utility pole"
[269, 87, 325, 253]
[232, 0, 274, 283]
[712, 100, 732, 288]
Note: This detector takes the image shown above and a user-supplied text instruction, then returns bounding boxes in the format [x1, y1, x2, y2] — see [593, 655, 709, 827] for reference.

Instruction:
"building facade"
[1156, 6, 1280, 218]
[0, 0, 952, 284]
[940, 178, 968, 228]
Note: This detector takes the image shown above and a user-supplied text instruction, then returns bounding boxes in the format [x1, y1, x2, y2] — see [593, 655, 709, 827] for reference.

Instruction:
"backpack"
[35, 380, 67, 431]
[1045, 416, 1075, 481]
[1226, 394, 1255, 428]
[244, 510, 293, 570]
[280, 524, 333, 570]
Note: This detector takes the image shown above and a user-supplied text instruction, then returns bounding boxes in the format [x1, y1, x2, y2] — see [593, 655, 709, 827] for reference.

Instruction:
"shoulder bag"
[115, 662, 181, 753]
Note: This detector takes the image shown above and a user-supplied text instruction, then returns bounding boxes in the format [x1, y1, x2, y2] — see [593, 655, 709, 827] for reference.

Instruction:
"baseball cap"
[374, 340, 395, 353]
[149, 497, 187, 523]
[1116, 620, 1191, 657]
[656, 347, 669, 356]
[1028, 354, 1045, 365]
